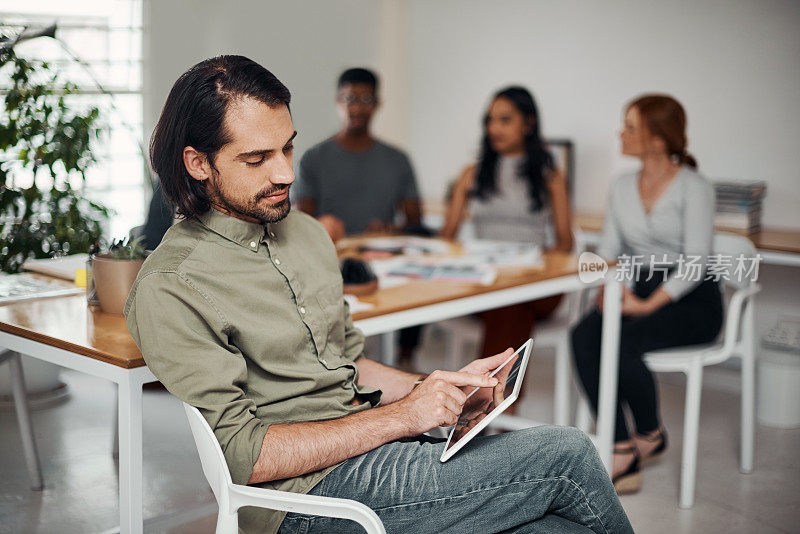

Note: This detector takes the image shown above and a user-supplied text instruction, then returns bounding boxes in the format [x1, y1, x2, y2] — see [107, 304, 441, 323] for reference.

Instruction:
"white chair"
[576, 232, 761, 508]
[0, 350, 44, 491]
[182, 403, 386, 534]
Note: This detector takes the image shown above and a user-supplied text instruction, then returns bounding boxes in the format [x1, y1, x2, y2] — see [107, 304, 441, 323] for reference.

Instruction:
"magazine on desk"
[383, 260, 498, 285]
[0, 273, 84, 305]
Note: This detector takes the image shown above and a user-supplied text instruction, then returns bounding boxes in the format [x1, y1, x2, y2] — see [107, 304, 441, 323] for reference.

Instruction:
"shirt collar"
[196, 208, 267, 251]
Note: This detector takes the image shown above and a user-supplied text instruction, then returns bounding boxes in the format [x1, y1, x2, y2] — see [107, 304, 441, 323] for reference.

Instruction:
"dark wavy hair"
[474, 86, 553, 211]
[149, 55, 291, 219]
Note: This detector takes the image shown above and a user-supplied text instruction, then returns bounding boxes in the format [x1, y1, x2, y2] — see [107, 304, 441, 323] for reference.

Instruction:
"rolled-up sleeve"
[126, 272, 269, 485]
[662, 177, 715, 301]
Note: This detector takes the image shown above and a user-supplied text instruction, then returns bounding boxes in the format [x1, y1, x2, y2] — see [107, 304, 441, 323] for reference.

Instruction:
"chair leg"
[8, 353, 44, 491]
[380, 331, 397, 366]
[215, 510, 239, 534]
[576, 396, 592, 433]
[554, 335, 571, 426]
[443, 328, 461, 371]
[679, 362, 703, 509]
[740, 301, 755, 474]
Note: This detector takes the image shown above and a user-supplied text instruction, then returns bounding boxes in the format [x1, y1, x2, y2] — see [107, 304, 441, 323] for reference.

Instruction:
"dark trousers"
[571, 276, 723, 442]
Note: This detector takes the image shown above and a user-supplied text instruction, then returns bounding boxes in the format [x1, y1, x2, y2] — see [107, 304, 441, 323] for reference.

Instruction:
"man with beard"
[125, 56, 633, 534]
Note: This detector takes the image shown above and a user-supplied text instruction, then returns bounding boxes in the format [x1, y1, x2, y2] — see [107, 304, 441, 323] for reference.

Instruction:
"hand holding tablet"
[440, 338, 533, 462]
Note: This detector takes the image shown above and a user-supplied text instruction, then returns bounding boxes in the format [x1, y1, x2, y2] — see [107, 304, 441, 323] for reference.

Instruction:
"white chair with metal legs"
[576, 232, 760, 508]
[182, 403, 386, 534]
[1, 350, 44, 490]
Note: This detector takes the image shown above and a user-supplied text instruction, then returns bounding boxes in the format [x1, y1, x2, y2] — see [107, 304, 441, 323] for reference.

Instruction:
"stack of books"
[713, 180, 767, 234]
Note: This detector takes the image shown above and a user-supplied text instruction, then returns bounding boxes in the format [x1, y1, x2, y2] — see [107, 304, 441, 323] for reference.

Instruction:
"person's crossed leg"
[279, 426, 633, 534]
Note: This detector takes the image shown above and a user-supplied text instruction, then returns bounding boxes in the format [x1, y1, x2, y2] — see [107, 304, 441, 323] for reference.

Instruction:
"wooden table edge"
[0, 322, 145, 369]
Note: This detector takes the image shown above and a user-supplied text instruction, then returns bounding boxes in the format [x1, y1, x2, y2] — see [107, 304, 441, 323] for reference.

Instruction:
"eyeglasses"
[337, 95, 377, 106]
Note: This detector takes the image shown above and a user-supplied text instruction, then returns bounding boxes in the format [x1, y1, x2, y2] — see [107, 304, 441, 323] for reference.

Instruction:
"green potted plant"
[0, 47, 111, 274]
[0, 44, 113, 403]
[91, 237, 147, 314]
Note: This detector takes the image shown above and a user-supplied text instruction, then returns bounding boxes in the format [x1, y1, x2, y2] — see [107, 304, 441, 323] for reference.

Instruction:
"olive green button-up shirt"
[124, 208, 381, 534]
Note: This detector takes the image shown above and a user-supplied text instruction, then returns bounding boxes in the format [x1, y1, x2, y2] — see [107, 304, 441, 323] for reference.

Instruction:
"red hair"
[628, 94, 697, 169]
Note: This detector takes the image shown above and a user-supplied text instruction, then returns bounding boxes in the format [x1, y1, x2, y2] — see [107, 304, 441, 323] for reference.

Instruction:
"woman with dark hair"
[571, 94, 722, 494]
[442, 86, 574, 360]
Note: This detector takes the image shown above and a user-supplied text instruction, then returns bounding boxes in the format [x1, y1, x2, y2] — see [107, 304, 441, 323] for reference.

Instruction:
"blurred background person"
[293, 67, 422, 241]
[442, 86, 573, 361]
[571, 94, 723, 494]
[294, 67, 424, 369]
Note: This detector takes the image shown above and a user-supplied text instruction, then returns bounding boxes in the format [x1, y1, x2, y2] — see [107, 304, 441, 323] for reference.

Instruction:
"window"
[1, 0, 146, 239]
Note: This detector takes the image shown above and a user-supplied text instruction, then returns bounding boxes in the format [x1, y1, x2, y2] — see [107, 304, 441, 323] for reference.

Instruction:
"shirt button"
[250, 241, 257, 249]
[269, 231, 276, 238]
[299, 307, 306, 314]
[274, 258, 281, 265]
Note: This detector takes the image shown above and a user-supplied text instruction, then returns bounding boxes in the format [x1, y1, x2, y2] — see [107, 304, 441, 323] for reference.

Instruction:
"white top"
[599, 166, 715, 300]
[471, 155, 552, 247]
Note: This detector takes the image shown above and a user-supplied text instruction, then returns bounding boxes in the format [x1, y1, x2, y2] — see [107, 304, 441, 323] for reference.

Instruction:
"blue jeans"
[278, 426, 633, 534]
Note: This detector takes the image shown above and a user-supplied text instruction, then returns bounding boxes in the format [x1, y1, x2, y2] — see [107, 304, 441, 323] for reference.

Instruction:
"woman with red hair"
[571, 95, 723, 494]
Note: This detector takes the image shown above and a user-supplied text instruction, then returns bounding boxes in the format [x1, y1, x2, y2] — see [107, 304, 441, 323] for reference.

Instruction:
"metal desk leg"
[118, 376, 143, 534]
[112, 385, 119, 459]
[6, 352, 44, 490]
[597, 278, 622, 471]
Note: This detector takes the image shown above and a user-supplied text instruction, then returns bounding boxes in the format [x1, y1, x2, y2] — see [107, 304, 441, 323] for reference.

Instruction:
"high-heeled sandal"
[612, 445, 642, 494]
[635, 428, 668, 465]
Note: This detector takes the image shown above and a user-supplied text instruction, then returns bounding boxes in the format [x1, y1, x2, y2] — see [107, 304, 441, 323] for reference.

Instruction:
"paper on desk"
[22, 253, 89, 280]
[371, 256, 498, 285]
[460, 240, 543, 268]
[0, 273, 84, 304]
[351, 236, 452, 256]
[344, 294, 374, 313]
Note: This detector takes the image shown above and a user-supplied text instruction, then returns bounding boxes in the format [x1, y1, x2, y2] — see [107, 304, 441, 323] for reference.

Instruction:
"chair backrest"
[183, 402, 233, 504]
[711, 232, 759, 290]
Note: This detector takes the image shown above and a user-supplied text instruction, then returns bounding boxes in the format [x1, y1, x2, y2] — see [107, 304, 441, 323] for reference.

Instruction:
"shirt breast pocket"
[316, 282, 345, 358]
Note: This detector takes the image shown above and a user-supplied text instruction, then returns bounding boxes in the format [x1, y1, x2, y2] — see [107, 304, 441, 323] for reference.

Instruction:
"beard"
[208, 170, 291, 225]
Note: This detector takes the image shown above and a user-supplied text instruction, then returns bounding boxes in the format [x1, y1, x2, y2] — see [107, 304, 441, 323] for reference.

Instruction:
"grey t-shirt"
[292, 137, 420, 234]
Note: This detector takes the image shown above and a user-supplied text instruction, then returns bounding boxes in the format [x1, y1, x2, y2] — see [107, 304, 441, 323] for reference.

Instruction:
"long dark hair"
[628, 94, 697, 169]
[474, 86, 553, 211]
[149, 55, 291, 219]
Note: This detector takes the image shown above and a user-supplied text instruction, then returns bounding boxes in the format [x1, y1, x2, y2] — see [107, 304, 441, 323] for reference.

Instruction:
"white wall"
[403, 0, 800, 229]
[143, 0, 386, 160]
[145, 1, 800, 230]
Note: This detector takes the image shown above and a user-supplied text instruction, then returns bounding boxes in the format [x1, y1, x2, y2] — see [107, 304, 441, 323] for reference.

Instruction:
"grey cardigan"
[598, 167, 715, 301]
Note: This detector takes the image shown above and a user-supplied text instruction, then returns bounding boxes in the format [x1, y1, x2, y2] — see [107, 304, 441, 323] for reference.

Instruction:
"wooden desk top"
[0, 296, 145, 369]
[574, 212, 800, 255]
[352, 251, 577, 320]
[0, 251, 580, 369]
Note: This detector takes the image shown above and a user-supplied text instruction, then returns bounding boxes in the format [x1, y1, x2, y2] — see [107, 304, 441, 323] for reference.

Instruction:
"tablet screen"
[444, 351, 523, 452]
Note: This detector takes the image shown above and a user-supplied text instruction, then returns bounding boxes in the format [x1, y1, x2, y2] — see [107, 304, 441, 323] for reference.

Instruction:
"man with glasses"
[294, 68, 425, 368]
[293, 68, 422, 242]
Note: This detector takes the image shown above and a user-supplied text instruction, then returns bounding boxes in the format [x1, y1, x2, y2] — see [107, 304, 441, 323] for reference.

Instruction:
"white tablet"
[440, 338, 533, 462]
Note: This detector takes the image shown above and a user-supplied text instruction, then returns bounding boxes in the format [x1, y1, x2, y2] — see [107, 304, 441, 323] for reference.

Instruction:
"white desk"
[0, 299, 156, 534]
